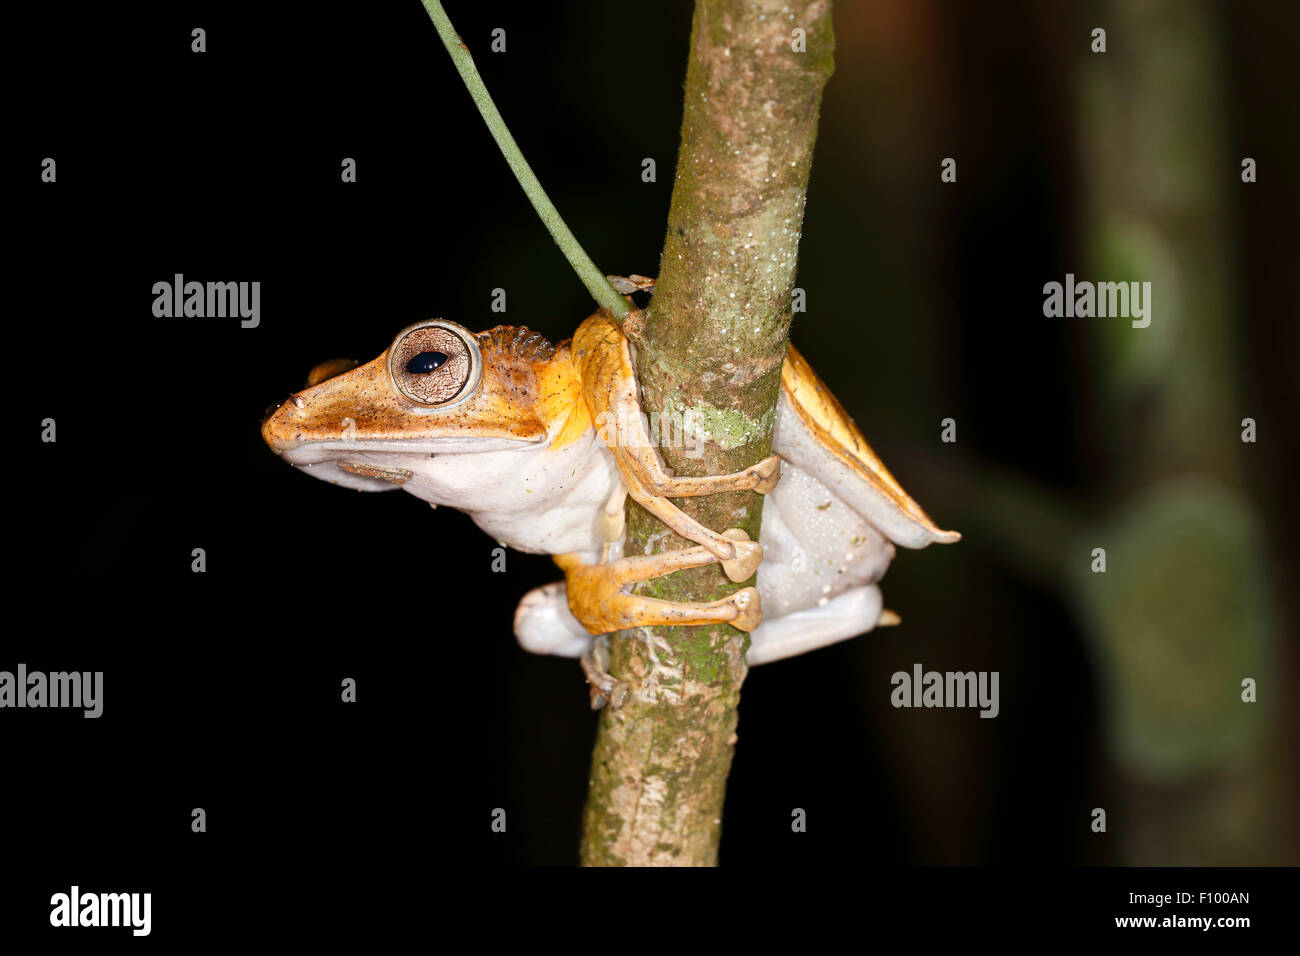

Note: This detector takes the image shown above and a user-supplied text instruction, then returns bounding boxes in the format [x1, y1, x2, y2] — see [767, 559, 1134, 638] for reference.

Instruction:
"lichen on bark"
[580, 0, 834, 866]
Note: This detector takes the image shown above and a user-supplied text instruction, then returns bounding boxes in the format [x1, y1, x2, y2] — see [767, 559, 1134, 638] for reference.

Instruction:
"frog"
[261, 306, 959, 706]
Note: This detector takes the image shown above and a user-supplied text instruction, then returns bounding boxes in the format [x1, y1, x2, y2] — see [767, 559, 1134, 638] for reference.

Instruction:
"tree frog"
[262, 308, 958, 702]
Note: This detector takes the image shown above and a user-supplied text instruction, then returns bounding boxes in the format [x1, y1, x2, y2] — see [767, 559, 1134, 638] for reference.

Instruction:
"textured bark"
[580, 0, 834, 866]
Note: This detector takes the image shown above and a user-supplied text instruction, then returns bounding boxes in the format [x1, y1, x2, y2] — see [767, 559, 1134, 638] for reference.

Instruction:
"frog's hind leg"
[579, 311, 773, 581]
[513, 581, 592, 659]
[554, 534, 762, 638]
[515, 543, 763, 709]
[513, 539, 765, 656]
[556, 539, 761, 708]
[514, 583, 628, 708]
[745, 585, 898, 665]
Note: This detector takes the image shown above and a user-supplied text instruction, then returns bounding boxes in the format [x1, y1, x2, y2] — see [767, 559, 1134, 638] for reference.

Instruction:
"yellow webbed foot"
[555, 544, 765, 636]
[719, 528, 763, 583]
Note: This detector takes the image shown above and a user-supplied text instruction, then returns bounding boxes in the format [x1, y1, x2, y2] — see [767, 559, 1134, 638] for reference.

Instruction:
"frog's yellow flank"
[780, 343, 958, 542]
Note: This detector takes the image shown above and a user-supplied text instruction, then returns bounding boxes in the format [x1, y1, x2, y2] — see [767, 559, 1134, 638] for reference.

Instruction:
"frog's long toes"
[720, 529, 762, 582]
[606, 681, 629, 709]
[729, 587, 762, 632]
[580, 638, 629, 710]
[588, 677, 629, 710]
[750, 455, 782, 494]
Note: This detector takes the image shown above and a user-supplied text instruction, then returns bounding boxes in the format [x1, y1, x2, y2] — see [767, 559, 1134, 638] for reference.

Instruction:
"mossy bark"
[580, 0, 834, 866]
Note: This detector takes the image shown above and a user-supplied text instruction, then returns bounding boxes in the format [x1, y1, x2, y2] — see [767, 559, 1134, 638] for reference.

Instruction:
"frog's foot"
[744, 454, 782, 495]
[605, 274, 656, 294]
[718, 528, 763, 582]
[554, 544, 762, 637]
[580, 636, 628, 710]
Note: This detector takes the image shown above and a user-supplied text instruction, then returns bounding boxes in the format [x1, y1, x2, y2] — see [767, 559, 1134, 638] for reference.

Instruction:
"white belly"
[444, 432, 621, 556]
[755, 462, 895, 618]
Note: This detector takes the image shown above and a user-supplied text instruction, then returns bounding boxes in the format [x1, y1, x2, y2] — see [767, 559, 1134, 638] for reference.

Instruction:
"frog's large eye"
[387, 319, 481, 409]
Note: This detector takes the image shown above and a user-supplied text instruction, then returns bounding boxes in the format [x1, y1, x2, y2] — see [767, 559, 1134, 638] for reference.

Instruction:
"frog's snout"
[263, 352, 379, 457]
[261, 393, 305, 456]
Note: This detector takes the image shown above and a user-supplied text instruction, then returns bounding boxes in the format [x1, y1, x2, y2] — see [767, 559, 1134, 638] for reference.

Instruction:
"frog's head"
[261, 319, 564, 494]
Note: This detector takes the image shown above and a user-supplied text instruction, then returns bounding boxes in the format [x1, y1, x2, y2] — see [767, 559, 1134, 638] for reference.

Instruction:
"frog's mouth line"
[277, 435, 544, 464]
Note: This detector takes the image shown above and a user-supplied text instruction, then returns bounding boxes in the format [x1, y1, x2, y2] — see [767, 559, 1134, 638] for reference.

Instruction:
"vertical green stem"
[420, 0, 628, 318]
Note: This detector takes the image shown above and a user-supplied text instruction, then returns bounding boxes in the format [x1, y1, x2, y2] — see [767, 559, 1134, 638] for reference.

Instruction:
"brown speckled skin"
[262, 325, 568, 454]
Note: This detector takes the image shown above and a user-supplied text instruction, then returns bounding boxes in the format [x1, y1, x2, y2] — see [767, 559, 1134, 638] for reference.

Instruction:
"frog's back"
[775, 344, 959, 550]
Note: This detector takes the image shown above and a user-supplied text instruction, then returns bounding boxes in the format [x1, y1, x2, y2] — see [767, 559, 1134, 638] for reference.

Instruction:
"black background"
[7, 0, 1297, 941]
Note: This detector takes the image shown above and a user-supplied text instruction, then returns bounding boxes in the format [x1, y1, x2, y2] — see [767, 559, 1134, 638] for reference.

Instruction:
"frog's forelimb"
[575, 312, 779, 584]
[611, 399, 781, 500]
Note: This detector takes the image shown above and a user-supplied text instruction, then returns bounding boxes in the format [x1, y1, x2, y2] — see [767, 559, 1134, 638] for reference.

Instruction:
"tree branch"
[581, 0, 835, 866]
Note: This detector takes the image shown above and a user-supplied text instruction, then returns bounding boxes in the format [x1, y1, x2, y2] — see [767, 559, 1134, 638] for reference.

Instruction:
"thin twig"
[420, 0, 629, 319]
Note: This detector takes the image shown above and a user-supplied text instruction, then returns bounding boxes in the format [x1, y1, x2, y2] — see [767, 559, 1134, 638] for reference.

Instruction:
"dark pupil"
[406, 350, 449, 374]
